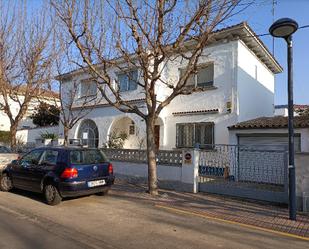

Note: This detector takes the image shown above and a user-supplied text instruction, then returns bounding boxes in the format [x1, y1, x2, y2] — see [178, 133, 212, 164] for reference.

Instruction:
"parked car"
[0, 147, 114, 205]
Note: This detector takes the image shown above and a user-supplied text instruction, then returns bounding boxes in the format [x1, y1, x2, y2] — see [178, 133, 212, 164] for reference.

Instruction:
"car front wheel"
[44, 184, 62, 205]
[0, 173, 13, 192]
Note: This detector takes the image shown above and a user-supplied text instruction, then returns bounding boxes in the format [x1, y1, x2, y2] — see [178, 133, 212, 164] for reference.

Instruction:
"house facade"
[0, 89, 59, 132]
[274, 104, 309, 116]
[57, 23, 282, 150]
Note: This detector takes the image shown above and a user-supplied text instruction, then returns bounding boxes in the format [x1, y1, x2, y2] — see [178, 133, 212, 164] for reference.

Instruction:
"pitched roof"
[11, 85, 59, 99]
[56, 22, 282, 81]
[229, 116, 309, 130]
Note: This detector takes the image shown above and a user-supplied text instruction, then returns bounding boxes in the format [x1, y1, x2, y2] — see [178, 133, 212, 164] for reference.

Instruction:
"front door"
[154, 125, 160, 150]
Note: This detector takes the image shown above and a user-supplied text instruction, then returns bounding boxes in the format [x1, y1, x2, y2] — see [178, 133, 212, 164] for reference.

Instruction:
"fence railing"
[199, 144, 238, 179]
[101, 148, 182, 166]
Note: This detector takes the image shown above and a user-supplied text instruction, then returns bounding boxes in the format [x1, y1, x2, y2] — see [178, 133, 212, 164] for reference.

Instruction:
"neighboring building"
[229, 104, 309, 152]
[274, 104, 309, 117]
[229, 116, 309, 152]
[56, 22, 282, 150]
[0, 88, 59, 131]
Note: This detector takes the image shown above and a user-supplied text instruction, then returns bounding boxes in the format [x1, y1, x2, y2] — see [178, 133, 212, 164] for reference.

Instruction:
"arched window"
[77, 119, 99, 148]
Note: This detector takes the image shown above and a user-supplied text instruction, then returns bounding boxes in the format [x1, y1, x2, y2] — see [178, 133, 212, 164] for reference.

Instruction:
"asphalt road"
[0, 209, 88, 249]
[0, 186, 308, 249]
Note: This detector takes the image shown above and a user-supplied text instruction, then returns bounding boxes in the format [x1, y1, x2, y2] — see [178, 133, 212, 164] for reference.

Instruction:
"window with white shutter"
[179, 63, 214, 88]
[117, 70, 138, 92]
[80, 81, 97, 97]
[176, 122, 214, 148]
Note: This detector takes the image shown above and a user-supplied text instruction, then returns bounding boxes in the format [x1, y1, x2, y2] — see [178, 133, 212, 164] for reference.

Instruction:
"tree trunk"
[63, 126, 69, 147]
[146, 118, 158, 195]
[10, 124, 18, 150]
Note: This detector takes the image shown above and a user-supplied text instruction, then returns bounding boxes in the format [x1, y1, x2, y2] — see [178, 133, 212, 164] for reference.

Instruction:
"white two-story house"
[57, 22, 282, 150]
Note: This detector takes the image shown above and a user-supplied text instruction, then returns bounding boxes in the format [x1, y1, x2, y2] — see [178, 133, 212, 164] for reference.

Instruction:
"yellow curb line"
[155, 204, 309, 242]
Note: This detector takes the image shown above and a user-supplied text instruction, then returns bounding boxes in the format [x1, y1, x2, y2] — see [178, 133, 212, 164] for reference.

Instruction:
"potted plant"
[40, 132, 58, 146]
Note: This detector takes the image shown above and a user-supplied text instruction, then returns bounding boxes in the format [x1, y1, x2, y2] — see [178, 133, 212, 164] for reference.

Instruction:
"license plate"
[87, 179, 106, 187]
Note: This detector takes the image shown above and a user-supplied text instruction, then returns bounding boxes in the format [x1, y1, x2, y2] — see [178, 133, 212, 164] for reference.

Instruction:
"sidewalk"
[113, 177, 309, 239]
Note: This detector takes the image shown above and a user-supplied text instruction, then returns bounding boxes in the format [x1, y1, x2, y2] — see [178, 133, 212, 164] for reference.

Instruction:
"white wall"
[274, 107, 299, 117]
[237, 40, 275, 122]
[159, 41, 239, 148]
[113, 161, 182, 182]
[61, 39, 277, 149]
[16, 126, 60, 144]
[63, 107, 146, 149]
[274, 107, 288, 116]
[295, 153, 309, 211]
[0, 95, 59, 131]
[0, 95, 22, 131]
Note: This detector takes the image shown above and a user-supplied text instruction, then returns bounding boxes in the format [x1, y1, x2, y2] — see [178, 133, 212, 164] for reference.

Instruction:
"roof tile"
[229, 116, 309, 129]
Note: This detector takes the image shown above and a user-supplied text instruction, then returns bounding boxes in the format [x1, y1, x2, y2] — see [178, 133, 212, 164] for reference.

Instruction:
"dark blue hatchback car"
[0, 147, 114, 205]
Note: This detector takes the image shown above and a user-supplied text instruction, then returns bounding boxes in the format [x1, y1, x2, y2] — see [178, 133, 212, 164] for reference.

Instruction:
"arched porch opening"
[108, 116, 145, 149]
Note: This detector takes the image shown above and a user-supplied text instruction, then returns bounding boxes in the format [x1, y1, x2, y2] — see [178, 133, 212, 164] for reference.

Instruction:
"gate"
[198, 144, 288, 204]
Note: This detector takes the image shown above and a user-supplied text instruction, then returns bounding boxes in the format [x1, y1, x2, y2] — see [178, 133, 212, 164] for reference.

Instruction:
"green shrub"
[31, 102, 60, 127]
[40, 132, 58, 140]
[107, 131, 128, 149]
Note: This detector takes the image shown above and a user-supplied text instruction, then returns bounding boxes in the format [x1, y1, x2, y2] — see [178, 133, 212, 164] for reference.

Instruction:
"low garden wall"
[16, 125, 59, 145]
[104, 148, 309, 212]
[102, 148, 198, 193]
[295, 152, 309, 212]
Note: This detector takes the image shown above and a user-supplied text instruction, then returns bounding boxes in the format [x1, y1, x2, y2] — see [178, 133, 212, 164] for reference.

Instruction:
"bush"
[40, 132, 58, 140]
[31, 103, 60, 127]
[107, 131, 128, 149]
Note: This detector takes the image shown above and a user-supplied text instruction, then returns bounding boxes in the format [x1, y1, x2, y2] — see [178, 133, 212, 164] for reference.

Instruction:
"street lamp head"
[269, 18, 298, 38]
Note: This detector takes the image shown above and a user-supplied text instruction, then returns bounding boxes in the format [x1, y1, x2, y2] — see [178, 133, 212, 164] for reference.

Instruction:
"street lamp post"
[269, 18, 298, 221]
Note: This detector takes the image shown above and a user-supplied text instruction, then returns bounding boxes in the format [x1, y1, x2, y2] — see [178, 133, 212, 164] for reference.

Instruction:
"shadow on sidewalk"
[112, 177, 309, 238]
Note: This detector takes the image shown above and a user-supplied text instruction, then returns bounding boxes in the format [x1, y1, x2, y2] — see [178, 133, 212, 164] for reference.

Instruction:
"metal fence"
[199, 145, 238, 179]
[198, 144, 288, 203]
[101, 148, 182, 166]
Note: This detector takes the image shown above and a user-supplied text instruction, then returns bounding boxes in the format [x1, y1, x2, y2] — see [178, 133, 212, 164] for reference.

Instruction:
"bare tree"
[57, 78, 100, 146]
[0, 2, 57, 149]
[52, 0, 252, 195]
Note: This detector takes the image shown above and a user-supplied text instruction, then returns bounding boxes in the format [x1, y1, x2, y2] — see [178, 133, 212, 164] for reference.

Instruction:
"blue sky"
[25, 0, 308, 105]
[232, 0, 309, 105]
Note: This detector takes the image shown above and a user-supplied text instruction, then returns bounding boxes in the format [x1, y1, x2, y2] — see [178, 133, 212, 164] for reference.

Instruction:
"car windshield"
[70, 149, 107, 165]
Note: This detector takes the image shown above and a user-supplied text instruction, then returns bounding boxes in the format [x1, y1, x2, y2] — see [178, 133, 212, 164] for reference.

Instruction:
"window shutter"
[176, 124, 183, 147]
[180, 69, 195, 86]
[185, 124, 194, 147]
[177, 122, 214, 148]
[197, 64, 214, 87]
[89, 82, 97, 96]
[78, 83, 82, 98]
[128, 70, 138, 90]
[118, 73, 128, 92]
[204, 123, 214, 147]
[195, 124, 202, 145]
